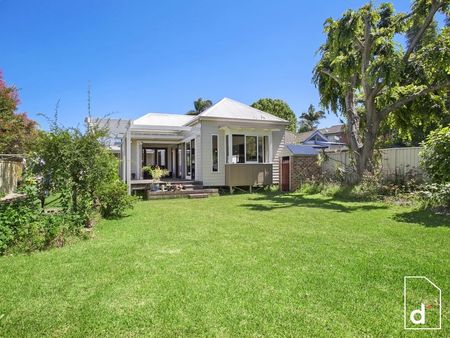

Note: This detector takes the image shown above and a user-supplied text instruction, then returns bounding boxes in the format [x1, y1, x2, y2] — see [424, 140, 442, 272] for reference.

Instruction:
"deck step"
[188, 193, 208, 199]
[146, 188, 219, 200]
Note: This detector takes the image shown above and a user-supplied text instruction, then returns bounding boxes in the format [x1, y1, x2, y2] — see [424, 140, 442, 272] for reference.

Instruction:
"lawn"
[0, 193, 449, 337]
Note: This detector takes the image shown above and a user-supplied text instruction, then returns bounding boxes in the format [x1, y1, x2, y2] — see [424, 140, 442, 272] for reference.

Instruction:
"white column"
[136, 141, 141, 179]
[126, 130, 131, 194]
[121, 138, 126, 182]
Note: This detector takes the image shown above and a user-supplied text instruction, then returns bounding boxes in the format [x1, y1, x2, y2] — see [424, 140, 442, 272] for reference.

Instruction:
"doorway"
[281, 156, 290, 192]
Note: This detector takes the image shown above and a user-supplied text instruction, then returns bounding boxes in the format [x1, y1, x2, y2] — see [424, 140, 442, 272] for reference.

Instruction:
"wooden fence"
[322, 147, 422, 181]
[0, 159, 24, 195]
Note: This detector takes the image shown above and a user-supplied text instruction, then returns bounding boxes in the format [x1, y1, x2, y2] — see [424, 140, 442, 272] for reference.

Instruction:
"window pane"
[212, 135, 218, 172]
[226, 135, 229, 163]
[264, 136, 269, 163]
[186, 142, 191, 175]
[232, 135, 245, 163]
[258, 137, 263, 163]
[246, 136, 257, 162]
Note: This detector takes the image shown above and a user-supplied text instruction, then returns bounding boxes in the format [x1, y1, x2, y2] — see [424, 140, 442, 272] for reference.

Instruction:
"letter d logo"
[410, 303, 425, 325]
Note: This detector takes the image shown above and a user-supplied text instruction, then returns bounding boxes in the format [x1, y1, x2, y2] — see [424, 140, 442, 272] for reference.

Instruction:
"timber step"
[146, 188, 219, 200]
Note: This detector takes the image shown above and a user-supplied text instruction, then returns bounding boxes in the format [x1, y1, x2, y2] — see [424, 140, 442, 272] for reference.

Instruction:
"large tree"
[298, 104, 325, 132]
[313, 0, 449, 181]
[0, 71, 39, 154]
[251, 98, 297, 132]
[187, 98, 213, 115]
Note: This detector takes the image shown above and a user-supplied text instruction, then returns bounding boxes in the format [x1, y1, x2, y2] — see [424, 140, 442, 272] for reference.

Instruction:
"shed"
[279, 144, 323, 192]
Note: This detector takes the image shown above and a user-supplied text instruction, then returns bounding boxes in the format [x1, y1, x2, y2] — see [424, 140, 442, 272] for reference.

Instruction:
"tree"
[313, 0, 449, 181]
[187, 98, 213, 115]
[251, 98, 297, 132]
[0, 71, 39, 154]
[298, 104, 325, 132]
[420, 126, 450, 184]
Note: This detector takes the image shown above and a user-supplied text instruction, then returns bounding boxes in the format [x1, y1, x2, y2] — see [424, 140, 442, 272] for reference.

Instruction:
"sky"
[1, 0, 414, 130]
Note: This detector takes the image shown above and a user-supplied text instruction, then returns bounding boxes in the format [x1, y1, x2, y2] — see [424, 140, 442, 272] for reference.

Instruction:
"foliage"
[0, 175, 79, 254]
[251, 98, 297, 132]
[298, 104, 325, 132]
[418, 183, 450, 210]
[97, 180, 136, 218]
[420, 126, 450, 184]
[0, 70, 39, 154]
[313, 0, 450, 180]
[142, 165, 169, 181]
[187, 98, 213, 115]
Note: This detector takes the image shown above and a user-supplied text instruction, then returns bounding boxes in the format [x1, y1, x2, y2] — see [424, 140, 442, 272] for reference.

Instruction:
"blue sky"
[1, 0, 413, 130]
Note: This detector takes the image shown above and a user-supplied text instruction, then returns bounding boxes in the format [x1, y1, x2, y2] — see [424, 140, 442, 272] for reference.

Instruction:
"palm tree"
[187, 98, 213, 115]
[298, 104, 325, 133]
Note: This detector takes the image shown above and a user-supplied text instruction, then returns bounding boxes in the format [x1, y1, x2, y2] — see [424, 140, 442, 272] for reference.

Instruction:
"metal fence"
[322, 147, 422, 181]
[0, 156, 24, 195]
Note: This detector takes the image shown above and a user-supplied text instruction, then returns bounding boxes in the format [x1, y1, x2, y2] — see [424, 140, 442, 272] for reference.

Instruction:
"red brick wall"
[290, 155, 321, 191]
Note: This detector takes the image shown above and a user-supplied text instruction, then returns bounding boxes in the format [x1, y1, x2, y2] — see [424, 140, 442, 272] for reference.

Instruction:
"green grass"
[0, 193, 449, 337]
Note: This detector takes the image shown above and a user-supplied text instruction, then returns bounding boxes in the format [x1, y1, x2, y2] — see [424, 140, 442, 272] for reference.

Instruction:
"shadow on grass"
[240, 192, 387, 213]
[392, 209, 450, 228]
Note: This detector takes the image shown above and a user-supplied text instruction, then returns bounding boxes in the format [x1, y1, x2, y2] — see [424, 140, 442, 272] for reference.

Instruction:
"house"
[286, 127, 347, 151]
[88, 98, 289, 193]
[319, 124, 347, 144]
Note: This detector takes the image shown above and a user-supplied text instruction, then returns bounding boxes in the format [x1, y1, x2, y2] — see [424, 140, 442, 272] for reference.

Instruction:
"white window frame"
[211, 134, 219, 173]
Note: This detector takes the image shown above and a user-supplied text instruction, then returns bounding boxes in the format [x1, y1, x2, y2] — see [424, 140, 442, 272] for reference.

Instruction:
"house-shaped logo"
[404, 276, 442, 330]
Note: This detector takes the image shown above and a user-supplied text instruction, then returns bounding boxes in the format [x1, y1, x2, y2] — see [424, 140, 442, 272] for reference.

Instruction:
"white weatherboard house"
[89, 98, 289, 193]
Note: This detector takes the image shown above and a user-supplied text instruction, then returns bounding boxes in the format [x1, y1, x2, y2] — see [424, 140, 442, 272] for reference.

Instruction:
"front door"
[281, 156, 290, 192]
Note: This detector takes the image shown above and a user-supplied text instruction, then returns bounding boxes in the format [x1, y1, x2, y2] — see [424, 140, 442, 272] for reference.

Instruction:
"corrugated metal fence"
[0, 159, 24, 195]
[323, 147, 422, 181]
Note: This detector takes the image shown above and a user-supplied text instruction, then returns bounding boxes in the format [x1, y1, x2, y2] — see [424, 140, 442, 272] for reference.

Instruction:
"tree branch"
[321, 68, 342, 85]
[379, 81, 450, 118]
[403, 0, 442, 62]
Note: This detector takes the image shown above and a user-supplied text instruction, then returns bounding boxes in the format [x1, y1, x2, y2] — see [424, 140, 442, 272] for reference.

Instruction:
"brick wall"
[290, 155, 320, 191]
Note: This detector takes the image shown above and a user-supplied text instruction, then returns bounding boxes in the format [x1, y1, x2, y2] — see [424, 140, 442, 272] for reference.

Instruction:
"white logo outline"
[404, 276, 442, 330]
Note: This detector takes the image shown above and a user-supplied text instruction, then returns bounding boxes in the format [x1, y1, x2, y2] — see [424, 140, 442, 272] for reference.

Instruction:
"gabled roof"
[319, 124, 344, 135]
[196, 97, 288, 123]
[297, 129, 328, 143]
[133, 113, 194, 127]
[284, 144, 323, 156]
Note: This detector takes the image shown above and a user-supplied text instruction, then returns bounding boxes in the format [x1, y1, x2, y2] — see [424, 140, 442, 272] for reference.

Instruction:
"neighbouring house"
[286, 127, 347, 151]
[88, 98, 289, 193]
[319, 124, 348, 145]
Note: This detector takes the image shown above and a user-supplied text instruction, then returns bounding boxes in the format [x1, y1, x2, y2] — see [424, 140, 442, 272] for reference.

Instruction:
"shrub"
[418, 183, 450, 210]
[297, 180, 323, 194]
[420, 126, 450, 184]
[97, 180, 136, 218]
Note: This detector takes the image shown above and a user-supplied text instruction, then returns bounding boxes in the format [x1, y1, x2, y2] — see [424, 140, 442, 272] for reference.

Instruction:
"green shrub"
[97, 180, 136, 218]
[418, 183, 450, 210]
[420, 126, 450, 184]
[298, 181, 323, 194]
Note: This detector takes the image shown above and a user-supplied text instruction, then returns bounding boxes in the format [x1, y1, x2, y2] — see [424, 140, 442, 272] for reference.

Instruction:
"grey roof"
[285, 144, 322, 156]
[319, 124, 344, 135]
[198, 97, 289, 123]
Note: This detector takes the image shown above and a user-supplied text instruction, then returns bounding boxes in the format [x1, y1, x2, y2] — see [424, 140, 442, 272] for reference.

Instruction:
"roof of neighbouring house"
[133, 113, 195, 126]
[284, 144, 323, 156]
[196, 97, 289, 123]
[319, 124, 344, 135]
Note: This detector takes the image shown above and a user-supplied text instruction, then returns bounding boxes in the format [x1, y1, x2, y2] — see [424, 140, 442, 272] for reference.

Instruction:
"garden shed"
[279, 144, 322, 192]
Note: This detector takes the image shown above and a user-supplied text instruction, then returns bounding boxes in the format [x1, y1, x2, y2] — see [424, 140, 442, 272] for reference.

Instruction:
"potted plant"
[142, 166, 169, 192]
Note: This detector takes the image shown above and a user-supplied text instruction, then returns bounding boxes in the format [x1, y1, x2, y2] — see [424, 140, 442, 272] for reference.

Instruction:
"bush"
[418, 183, 450, 210]
[97, 180, 136, 218]
[420, 126, 450, 184]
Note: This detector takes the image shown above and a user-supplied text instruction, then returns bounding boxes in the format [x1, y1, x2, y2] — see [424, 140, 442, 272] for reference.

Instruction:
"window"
[226, 135, 229, 163]
[212, 135, 218, 172]
[232, 135, 245, 163]
[246, 136, 257, 162]
[186, 142, 191, 176]
[264, 136, 269, 162]
[258, 137, 263, 163]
